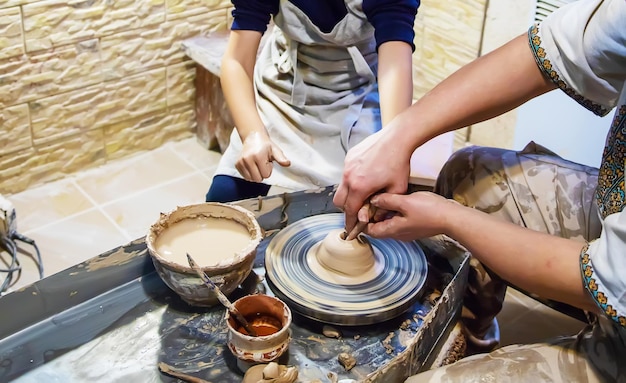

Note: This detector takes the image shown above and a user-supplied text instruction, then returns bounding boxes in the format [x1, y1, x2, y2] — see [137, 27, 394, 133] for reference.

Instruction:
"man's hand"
[365, 192, 453, 241]
[333, 129, 412, 233]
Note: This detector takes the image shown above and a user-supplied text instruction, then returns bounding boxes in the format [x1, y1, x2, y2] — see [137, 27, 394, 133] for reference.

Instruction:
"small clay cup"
[145, 202, 262, 307]
[226, 294, 292, 371]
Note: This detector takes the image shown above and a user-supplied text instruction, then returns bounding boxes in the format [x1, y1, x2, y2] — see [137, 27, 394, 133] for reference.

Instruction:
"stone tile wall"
[0, 0, 232, 194]
[1, 0, 501, 195]
[412, 0, 488, 149]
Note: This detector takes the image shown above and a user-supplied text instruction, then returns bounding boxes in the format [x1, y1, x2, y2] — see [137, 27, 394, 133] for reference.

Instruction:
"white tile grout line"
[96, 169, 209, 208]
[71, 179, 135, 242]
[165, 140, 222, 174]
[73, 168, 209, 239]
[13, 143, 212, 235]
[19, 169, 211, 237]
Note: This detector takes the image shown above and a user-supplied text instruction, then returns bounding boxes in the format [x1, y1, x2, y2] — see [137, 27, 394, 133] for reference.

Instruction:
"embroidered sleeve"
[527, 0, 626, 117]
[581, 211, 626, 328]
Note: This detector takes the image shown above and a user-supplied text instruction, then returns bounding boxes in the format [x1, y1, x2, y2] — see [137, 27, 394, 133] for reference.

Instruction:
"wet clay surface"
[0, 186, 467, 383]
[2, 238, 448, 382]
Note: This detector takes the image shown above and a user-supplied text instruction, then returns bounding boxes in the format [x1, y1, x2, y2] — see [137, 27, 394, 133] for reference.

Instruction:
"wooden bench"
[182, 30, 235, 153]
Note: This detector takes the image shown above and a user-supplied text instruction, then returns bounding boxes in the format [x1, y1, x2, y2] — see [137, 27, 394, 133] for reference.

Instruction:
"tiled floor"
[1, 137, 585, 349]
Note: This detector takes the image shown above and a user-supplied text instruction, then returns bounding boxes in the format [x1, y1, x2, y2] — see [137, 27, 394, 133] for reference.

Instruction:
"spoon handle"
[186, 253, 258, 337]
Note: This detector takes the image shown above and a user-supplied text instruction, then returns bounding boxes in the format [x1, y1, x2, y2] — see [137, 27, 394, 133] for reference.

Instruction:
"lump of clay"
[338, 352, 357, 371]
[315, 229, 375, 276]
[242, 362, 298, 383]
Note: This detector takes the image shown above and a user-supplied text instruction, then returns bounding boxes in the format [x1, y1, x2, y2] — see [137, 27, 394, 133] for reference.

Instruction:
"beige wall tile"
[421, 0, 485, 45]
[0, 129, 106, 194]
[74, 146, 195, 205]
[0, 103, 31, 156]
[465, 0, 533, 149]
[225, 5, 233, 27]
[167, 59, 196, 106]
[23, 0, 106, 52]
[482, 0, 532, 54]
[468, 111, 517, 149]
[7, 178, 95, 233]
[0, 0, 39, 9]
[30, 68, 167, 144]
[103, 103, 195, 160]
[166, 0, 228, 21]
[0, 7, 23, 59]
[98, 0, 165, 36]
[163, 101, 197, 132]
[162, 9, 230, 65]
[22, 0, 165, 52]
[100, 28, 173, 81]
[0, 39, 102, 108]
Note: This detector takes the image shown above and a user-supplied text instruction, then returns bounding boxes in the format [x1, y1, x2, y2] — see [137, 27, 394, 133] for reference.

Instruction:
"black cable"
[0, 235, 20, 293]
[0, 232, 43, 294]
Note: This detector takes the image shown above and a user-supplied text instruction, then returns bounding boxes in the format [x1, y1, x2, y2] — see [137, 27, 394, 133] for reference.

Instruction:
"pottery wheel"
[265, 213, 428, 326]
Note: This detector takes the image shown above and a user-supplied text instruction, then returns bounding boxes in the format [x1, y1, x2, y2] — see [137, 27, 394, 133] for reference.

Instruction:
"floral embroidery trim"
[527, 24, 610, 117]
[580, 242, 626, 328]
[595, 105, 626, 218]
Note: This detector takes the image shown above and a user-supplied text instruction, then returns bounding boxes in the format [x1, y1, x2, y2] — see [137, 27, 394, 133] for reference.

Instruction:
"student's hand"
[364, 192, 455, 241]
[334, 129, 412, 233]
[237, 132, 291, 182]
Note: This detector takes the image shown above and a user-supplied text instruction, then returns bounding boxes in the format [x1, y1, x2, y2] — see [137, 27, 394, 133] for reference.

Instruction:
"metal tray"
[0, 186, 470, 383]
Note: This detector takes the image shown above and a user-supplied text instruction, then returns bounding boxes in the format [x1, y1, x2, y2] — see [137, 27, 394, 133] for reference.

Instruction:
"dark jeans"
[205, 175, 271, 203]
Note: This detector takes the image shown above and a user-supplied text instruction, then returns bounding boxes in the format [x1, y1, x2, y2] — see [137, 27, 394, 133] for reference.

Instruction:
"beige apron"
[215, 0, 381, 191]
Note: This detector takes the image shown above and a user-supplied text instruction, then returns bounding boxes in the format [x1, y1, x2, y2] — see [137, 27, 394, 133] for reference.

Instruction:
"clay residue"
[315, 229, 375, 278]
[146, 203, 262, 270]
[82, 238, 146, 272]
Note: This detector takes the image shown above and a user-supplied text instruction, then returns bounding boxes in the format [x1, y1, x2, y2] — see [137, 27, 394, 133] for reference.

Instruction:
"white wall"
[513, 90, 613, 168]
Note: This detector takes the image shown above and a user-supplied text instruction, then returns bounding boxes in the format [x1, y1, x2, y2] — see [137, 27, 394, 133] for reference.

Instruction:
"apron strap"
[273, 36, 307, 108]
[347, 45, 376, 84]
[272, 34, 376, 108]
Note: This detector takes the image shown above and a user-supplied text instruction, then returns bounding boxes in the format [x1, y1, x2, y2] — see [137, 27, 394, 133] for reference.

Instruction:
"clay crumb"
[382, 332, 395, 354]
[322, 325, 341, 339]
[399, 319, 412, 330]
[337, 352, 356, 371]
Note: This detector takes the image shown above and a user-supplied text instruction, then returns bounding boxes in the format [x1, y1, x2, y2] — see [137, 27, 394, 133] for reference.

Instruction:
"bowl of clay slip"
[146, 202, 262, 307]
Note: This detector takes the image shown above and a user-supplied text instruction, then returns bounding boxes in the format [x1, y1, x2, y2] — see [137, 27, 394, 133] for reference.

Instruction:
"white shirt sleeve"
[531, 0, 626, 116]
[582, 211, 626, 327]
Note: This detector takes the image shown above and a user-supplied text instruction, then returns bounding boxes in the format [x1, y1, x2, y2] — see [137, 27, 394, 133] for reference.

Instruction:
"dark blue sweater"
[231, 0, 419, 50]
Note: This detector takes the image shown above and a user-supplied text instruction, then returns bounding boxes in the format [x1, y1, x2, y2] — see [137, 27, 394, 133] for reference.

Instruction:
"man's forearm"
[387, 34, 556, 155]
[444, 202, 598, 313]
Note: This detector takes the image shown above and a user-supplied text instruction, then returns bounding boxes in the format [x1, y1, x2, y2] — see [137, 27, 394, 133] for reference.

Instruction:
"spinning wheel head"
[265, 213, 428, 326]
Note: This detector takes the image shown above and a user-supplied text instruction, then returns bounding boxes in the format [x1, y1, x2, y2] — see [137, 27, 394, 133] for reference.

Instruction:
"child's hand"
[237, 132, 291, 182]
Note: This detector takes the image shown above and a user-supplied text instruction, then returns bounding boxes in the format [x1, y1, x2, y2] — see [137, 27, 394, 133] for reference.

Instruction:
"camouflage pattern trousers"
[406, 143, 626, 383]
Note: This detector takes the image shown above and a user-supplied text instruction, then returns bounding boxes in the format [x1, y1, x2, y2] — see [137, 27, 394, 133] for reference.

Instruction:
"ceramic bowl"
[145, 202, 262, 307]
[226, 294, 292, 371]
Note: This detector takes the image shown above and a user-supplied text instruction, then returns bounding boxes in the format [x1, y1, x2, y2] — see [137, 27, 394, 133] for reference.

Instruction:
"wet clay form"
[227, 294, 292, 372]
[265, 213, 428, 326]
[314, 228, 377, 283]
[146, 203, 262, 307]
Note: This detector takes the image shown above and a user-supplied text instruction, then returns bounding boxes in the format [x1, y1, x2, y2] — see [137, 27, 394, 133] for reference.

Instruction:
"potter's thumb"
[271, 145, 291, 167]
[371, 193, 403, 213]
